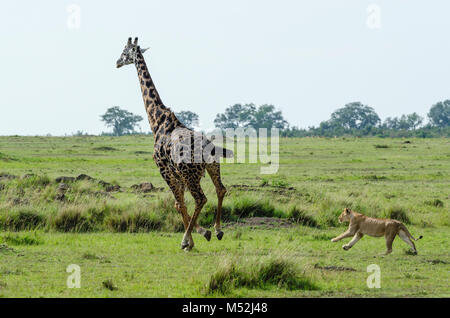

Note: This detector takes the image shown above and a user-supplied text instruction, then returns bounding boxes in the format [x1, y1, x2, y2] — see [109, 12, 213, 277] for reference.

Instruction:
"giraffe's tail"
[215, 146, 234, 158]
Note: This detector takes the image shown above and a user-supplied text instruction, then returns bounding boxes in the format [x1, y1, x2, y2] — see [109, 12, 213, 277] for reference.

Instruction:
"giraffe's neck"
[134, 51, 182, 135]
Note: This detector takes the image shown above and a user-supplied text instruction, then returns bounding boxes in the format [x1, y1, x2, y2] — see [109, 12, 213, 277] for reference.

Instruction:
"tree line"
[99, 100, 449, 137]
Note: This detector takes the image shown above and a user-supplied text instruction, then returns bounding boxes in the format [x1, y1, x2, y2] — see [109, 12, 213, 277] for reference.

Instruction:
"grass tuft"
[102, 279, 118, 291]
[0, 232, 42, 245]
[287, 207, 318, 227]
[206, 257, 318, 295]
[425, 199, 444, 208]
[383, 206, 410, 224]
[0, 209, 45, 231]
[51, 207, 93, 232]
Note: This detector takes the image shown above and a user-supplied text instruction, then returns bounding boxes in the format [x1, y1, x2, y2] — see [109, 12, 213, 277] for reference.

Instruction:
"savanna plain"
[0, 136, 448, 297]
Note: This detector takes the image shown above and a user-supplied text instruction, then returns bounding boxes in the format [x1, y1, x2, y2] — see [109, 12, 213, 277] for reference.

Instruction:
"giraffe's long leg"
[182, 181, 207, 251]
[167, 181, 189, 231]
[166, 176, 210, 248]
[206, 163, 227, 240]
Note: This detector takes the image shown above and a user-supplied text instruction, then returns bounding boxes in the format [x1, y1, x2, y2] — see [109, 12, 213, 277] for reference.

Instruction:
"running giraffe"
[116, 37, 233, 251]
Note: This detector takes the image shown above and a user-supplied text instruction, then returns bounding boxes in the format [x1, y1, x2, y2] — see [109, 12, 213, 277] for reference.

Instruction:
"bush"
[287, 207, 318, 227]
[231, 197, 283, 218]
[206, 257, 318, 295]
[425, 199, 444, 208]
[0, 209, 45, 231]
[51, 207, 93, 232]
[105, 211, 163, 232]
[383, 206, 410, 224]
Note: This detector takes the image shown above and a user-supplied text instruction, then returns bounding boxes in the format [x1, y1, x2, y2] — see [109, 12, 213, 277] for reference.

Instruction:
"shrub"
[287, 207, 318, 227]
[383, 206, 410, 224]
[102, 279, 118, 291]
[51, 207, 93, 232]
[0, 209, 45, 231]
[231, 197, 283, 218]
[425, 199, 444, 208]
[105, 211, 163, 232]
[206, 257, 318, 295]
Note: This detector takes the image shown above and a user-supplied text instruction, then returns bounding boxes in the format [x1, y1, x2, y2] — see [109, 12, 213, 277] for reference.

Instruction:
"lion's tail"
[400, 224, 423, 241]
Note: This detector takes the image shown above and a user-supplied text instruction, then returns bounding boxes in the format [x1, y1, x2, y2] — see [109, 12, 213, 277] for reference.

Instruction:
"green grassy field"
[0, 136, 449, 297]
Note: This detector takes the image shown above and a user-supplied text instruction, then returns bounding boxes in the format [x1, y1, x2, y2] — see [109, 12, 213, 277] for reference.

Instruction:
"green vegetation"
[0, 136, 449, 297]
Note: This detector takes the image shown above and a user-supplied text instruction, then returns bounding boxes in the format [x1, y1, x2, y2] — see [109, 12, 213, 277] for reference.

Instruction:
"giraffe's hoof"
[216, 231, 224, 240]
[181, 240, 189, 250]
[204, 230, 212, 241]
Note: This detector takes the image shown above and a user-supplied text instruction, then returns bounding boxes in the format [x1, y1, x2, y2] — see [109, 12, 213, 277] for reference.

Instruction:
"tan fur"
[331, 208, 422, 255]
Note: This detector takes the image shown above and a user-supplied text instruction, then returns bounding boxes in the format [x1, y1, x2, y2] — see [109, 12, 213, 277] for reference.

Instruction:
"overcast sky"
[0, 0, 449, 135]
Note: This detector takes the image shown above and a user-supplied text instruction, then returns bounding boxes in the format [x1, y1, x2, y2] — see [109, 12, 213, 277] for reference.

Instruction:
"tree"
[383, 113, 423, 130]
[428, 100, 450, 127]
[100, 106, 143, 136]
[404, 113, 423, 130]
[250, 104, 288, 130]
[214, 104, 256, 129]
[175, 111, 199, 129]
[328, 102, 380, 130]
[214, 103, 288, 131]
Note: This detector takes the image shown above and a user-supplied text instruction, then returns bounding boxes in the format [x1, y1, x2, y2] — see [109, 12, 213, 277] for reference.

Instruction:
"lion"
[331, 208, 423, 255]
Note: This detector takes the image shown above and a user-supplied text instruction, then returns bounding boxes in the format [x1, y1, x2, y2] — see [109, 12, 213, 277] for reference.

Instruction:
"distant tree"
[214, 103, 256, 129]
[383, 112, 423, 130]
[327, 102, 380, 130]
[100, 106, 143, 136]
[428, 100, 450, 127]
[175, 111, 199, 129]
[214, 103, 287, 131]
[250, 104, 288, 130]
[404, 113, 423, 130]
[383, 117, 400, 130]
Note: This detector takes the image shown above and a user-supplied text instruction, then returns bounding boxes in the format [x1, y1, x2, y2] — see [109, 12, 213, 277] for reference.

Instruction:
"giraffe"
[116, 37, 233, 251]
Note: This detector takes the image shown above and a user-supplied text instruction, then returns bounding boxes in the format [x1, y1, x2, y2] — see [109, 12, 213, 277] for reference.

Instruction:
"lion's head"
[338, 208, 352, 223]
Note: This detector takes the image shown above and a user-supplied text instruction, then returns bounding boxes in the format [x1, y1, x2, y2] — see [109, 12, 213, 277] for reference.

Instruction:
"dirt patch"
[55, 176, 75, 183]
[314, 264, 357, 272]
[22, 173, 36, 179]
[427, 259, 448, 265]
[98, 180, 121, 192]
[224, 217, 294, 229]
[55, 183, 70, 201]
[92, 146, 118, 151]
[0, 173, 17, 180]
[0, 244, 17, 254]
[134, 151, 152, 155]
[131, 182, 163, 193]
[76, 174, 94, 181]
[229, 184, 296, 195]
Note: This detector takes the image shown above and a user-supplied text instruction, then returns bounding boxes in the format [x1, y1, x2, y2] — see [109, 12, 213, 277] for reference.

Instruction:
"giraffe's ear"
[140, 47, 149, 54]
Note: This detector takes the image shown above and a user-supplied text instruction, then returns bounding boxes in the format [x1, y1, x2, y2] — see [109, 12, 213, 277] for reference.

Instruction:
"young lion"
[331, 208, 423, 255]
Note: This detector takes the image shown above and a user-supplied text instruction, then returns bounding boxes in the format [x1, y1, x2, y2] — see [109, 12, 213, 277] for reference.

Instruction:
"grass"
[0, 227, 448, 297]
[207, 257, 318, 295]
[0, 136, 449, 297]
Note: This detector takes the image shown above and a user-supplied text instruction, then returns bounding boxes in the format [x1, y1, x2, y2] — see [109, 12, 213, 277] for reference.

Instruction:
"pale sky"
[0, 0, 449, 135]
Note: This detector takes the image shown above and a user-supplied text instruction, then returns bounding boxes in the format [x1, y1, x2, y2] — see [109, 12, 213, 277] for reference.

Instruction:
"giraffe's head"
[116, 37, 149, 68]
